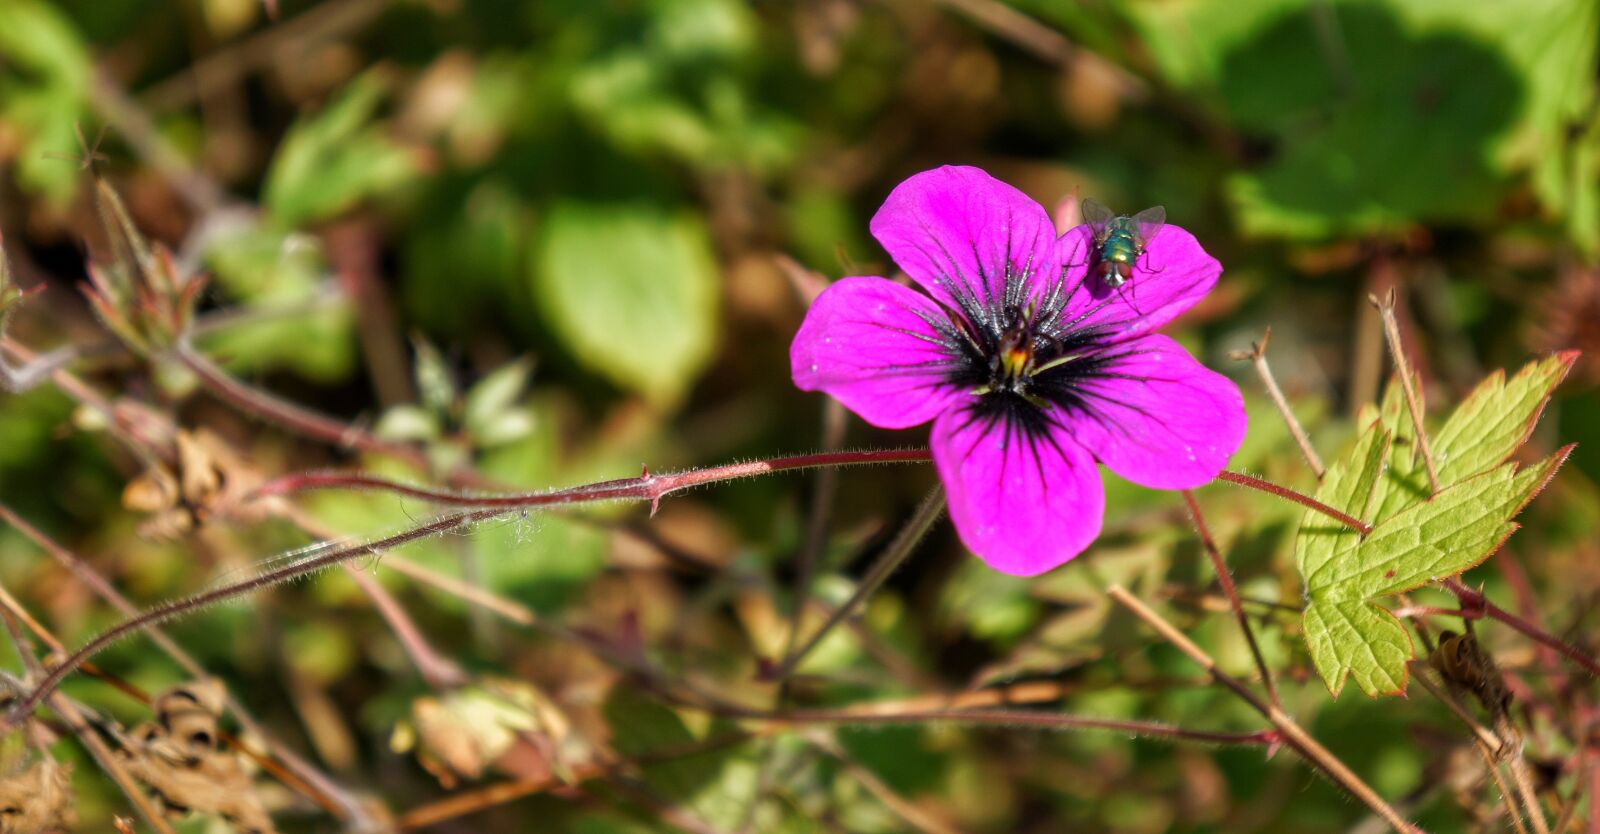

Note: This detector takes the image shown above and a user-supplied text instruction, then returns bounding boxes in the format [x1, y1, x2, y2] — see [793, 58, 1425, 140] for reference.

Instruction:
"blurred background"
[0, 0, 1597, 831]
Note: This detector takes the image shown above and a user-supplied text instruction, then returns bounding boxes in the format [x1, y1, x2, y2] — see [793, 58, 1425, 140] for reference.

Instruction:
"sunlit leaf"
[1371, 353, 1575, 522]
[1300, 449, 1567, 696]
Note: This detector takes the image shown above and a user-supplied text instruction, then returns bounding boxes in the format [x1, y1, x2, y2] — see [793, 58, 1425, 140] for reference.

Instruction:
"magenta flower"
[791, 166, 1247, 576]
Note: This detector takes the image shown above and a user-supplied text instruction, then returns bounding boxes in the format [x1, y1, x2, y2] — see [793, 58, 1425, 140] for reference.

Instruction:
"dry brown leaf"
[122, 428, 280, 539]
[390, 677, 587, 788]
[117, 680, 278, 834]
[0, 760, 75, 834]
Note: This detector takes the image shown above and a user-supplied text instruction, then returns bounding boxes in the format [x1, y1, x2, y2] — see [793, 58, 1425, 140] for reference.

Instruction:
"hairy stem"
[260, 458, 1372, 538]
[1442, 579, 1600, 678]
[4, 449, 931, 727]
[1182, 490, 1280, 708]
[1215, 470, 1373, 534]
[177, 340, 426, 463]
[0, 502, 373, 824]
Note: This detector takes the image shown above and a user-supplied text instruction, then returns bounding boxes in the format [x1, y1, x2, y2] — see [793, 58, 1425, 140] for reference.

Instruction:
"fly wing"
[1080, 198, 1116, 240]
[1132, 206, 1166, 244]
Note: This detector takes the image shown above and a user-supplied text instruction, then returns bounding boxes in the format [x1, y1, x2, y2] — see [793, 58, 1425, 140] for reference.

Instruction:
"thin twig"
[1230, 327, 1325, 479]
[341, 567, 468, 689]
[929, 0, 1146, 99]
[786, 398, 847, 667]
[281, 506, 467, 689]
[1409, 664, 1531, 834]
[806, 731, 966, 834]
[761, 485, 945, 682]
[142, 0, 392, 112]
[1108, 585, 1422, 834]
[47, 690, 183, 834]
[1182, 490, 1280, 708]
[1371, 289, 1440, 494]
[381, 553, 537, 627]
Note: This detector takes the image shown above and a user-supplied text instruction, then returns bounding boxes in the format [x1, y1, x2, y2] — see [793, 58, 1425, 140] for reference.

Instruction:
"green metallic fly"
[1081, 198, 1165, 308]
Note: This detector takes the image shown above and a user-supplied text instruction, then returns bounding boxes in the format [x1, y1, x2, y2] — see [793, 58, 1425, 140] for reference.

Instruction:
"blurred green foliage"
[0, 0, 1597, 831]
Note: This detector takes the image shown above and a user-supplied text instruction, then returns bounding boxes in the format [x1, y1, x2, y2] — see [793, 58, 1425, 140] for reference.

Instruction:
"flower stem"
[1182, 490, 1281, 709]
[1230, 327, 1325, 479]
[760, 484, 945, 682]
[2, 509, 493, 731]
[1108, 585, 1423, 834]
[1216, 470, 1372, 534]
[4, 449, 933, 728]
[1371, 289, 1441, 494]
[255, 448, 933, 510]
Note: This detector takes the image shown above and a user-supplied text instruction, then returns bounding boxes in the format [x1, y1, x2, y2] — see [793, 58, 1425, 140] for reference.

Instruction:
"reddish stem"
[259, 459, 1372, 539]
[1216, 470, 1373, 535]
[1443, 579, 1600, 678]
[4, 449, 932, 726]
[177, 341, 426, 463]
[1183, 490, 1281, 709]
[255, 449, 934, 514]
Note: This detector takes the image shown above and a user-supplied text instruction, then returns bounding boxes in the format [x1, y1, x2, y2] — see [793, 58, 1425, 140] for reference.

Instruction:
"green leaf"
[1127, 0, 1598, 240]
[1430, 353, 1578, 484]
[1302, 598, 1411, 697]
[1371, 354, 1575, 523]
[263, 73, 416, 227]
[532, 202, 719, 405]
[1295, 419, 1390, 587]
[1308, 453, 1567, 600]
[1300, 449, 1568, 696]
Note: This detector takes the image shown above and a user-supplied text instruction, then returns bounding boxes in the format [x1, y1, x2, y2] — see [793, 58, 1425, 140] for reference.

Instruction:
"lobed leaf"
[1303, 598, 1411, 697]
[1297, 355, 1575, 697]
[1430, 352, 1577, 483]
[1309, 451, 1568, 600]
[1370, 354, 1574, 523]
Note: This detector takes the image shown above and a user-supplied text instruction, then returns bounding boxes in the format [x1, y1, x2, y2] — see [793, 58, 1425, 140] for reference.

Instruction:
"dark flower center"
[909, 256, 1139, 439]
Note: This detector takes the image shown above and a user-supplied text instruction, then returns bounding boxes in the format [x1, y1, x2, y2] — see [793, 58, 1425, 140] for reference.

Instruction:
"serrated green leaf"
[1309, 453, 1565, 599]
[1431, 353, 1577, 483]
[532, 202, 719, 405]
[1371, 354, 1575, 522]
[1300, 450, 1567, 696]
[1296, 420, 1390, 587]
[1303, 598, 1411, 697]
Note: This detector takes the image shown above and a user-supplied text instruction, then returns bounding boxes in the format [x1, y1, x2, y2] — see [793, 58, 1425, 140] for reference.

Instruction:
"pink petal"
[931, 405, 1105, 576]
[791, 277, 965, 429]
[1050, 223, 1221, 342]
[870, 166, 1063, 317]
[1062, 334, 1246, 489]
